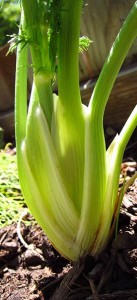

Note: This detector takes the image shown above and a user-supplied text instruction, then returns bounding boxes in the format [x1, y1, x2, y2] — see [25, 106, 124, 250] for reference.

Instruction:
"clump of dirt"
[0, 179, 137, 300]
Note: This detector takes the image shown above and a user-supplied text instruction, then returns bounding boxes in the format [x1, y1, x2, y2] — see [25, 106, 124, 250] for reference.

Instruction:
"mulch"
[0, 163, 137, 300]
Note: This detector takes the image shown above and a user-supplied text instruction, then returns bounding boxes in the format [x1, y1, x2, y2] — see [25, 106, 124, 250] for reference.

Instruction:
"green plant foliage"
[0, 148, 25, 227]
[0, 1, 20, 47]
[79, 36, 92, 53]
[14, 0, 137, 261]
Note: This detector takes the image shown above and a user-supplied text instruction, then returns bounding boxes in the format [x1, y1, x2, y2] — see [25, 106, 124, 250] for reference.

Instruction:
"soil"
[0, 163, 137, 300]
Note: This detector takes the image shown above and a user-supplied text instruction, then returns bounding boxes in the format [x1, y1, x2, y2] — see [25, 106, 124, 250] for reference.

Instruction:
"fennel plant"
[11, 0, 137, 260]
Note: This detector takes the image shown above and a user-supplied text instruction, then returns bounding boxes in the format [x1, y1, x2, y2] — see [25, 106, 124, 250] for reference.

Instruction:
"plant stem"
[21, 0, 53, 128]
[89, 1, 137, 116]
[53, 0, 85, 211]
[15, 10, 28, 151]
[58, 0, 83, 112]
[76, 1, 137, 255]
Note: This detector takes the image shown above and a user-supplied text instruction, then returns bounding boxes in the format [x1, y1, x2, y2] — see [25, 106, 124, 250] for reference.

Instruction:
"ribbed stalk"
[52, 0, 85, 212]
[15, 0, 137, 261]
[76, 1, 137, 256]
[21, 0, 53, 127]
[15, 10, 28, 163]
[89, 2, 137, 116]
[119, 105, 137, 152]
[58, 0, 83, 112]
[92, 106, 137, 254]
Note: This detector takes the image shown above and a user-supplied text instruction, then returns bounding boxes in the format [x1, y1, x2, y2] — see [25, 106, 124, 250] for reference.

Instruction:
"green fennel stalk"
[12, 0, 137, 260]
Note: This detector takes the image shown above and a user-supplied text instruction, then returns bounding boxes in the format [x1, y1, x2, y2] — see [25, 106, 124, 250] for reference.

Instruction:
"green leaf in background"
[0, 0, 20, 47]
[0, 148, 25, 227]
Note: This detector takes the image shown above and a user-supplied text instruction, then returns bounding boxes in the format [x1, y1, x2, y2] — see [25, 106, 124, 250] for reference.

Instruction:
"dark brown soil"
[0, 166, 137, 300]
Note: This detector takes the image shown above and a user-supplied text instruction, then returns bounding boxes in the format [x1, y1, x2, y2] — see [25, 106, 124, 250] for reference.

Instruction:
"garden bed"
[0, 148, 137, 300]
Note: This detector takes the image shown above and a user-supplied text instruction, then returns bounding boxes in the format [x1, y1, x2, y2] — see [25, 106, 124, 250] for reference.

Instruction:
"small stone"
[112, 232, 133, 250]
[24, 249, 45, 266]
[124, 249, 137, 266]
[8, 255, 20, 269]
[42, 241, 55, 262]
[119, 211, 130, 226]
[131, 266, 137, 275]
[29, 295, 40, 300]
[2, 241, 18, 252]
[123, 196, 132, 209]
